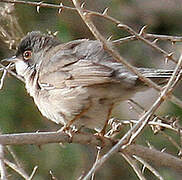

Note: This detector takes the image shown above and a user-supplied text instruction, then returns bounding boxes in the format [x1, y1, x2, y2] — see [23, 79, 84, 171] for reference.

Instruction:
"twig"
[0, 131, 105, 146]
[0, 145, 7, 180]
[145, 33, 182, 42]
[121, 153, 146, 180]
[124, 144, 182, 172]
[160, 131, 182, 153]
[28, 165, 38, 180]
[133, 155, 164, 180]
[91, 147, 101, 180]
[6, 146, 28, 176]
[117, 119, 179, 133]
[0, 67, 8, 90]
[50, 170, 58, 180]
[113, 33, 182, 45]
[0, 63, 25, 82]
[4, 159, 29, 179]
[81, 11, 177, 63]
[0, 3, 24, 49]
[0, 0, 76, 11]
[0, 131, 181, 172]
[0, 63, 12, 89]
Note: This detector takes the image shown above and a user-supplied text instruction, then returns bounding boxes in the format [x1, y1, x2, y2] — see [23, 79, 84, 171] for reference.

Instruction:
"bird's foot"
[57, 125, 75, 138]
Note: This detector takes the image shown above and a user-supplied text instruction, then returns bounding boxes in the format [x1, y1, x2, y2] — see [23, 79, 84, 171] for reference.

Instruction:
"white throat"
[15, 60, 29, 77]
[15, 60, 39, 97]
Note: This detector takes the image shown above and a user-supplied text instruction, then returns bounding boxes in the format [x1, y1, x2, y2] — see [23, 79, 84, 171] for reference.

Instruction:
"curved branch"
[0, 131, 181, 173]
[124, 144, 182, 173]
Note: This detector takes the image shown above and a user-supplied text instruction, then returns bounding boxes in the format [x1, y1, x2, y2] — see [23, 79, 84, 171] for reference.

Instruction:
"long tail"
[137, 68, 176, 85]
[138, 68, 174, 78]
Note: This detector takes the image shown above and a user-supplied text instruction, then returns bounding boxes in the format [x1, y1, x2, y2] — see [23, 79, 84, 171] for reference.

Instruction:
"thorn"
[83, 12, 88, 16]
[178, 150, 182, 157]
[53, 31, 59, 36]
[139, 25, 148, 36]
[129, 106, 133, 111]
[107, 35, 113, 41]
[1, 31, 6, 37]
[58, 3, 63, 14]
[129, 122, 133, 129]
[161, 148, 166, 152]
[36, 2, 43, 13]
[58, 8, 62, 13]
[141, 165, 146, 174]
[171, 41, 176, 46]
[152, 116, 158, 122]
[81, 2, 85, 8]
[164, 52, 173, 64]
[165, 52, 174, 64]
[152, 38, 158, 44]
[108, 118, 114, 125]
[29, 166, 38, 179]
[102, 7, 109, 15]
[117, 23, 124, 28]
[49, 170, 58, 180]
[146, 141, 153, 149]
[167, 52, 174, 59]
[77, 171, 85, 180]
[164, 57, 169, 64]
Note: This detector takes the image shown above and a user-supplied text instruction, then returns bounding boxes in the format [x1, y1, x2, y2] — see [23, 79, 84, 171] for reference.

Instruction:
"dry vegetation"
[0, 0, 182, 179]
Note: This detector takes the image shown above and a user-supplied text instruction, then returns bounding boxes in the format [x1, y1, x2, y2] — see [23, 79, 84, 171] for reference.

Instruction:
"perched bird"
[5, 31, 174, 134]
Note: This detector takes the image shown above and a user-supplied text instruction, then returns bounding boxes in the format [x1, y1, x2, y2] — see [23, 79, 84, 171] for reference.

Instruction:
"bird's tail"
[137, 68, 180, 85]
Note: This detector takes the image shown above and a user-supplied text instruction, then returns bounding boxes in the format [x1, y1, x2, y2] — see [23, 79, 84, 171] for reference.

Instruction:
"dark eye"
[23, 50, 32, 60]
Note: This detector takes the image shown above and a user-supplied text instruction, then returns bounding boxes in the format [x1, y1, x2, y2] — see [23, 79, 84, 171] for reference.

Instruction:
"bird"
[5, 31, 174, 134]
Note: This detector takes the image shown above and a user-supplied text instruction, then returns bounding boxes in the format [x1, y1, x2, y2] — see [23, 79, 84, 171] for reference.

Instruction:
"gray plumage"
[8, 31, 174, 131]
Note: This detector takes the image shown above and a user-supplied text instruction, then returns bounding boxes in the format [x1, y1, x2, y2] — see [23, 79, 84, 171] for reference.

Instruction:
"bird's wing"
[38, 39, 119, 89]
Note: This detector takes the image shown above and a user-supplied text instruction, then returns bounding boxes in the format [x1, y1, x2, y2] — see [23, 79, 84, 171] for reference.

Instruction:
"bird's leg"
[99, 103, 114, 137]
[60, 100, 92, 134]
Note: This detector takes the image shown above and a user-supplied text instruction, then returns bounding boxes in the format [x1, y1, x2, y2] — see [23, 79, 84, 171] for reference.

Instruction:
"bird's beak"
[1, 55, 19, 63]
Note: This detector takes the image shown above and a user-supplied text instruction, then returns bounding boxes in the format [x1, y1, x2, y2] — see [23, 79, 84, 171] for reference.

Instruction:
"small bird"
[5, 31, 174, 134]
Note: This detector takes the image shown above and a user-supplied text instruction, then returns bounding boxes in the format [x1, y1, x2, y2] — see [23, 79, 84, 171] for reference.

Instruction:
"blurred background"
[0, 0, 182, 179]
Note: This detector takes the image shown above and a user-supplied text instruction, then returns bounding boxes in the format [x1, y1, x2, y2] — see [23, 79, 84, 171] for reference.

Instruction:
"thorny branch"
[0, 131, 181, 172]
[121, 153, 146, 180]
[0, 0, 182, 179]
[0, 145, 7, 180]
[133, 155, 164, 180]
[71, 0, 182, 179]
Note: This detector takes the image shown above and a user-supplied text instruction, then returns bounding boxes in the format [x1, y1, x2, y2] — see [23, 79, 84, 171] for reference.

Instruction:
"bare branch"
[0, 145, 7, 180]
[124, 144, 182, 173]
[0, 0, 76, 11]
[0, 131, 181, 173]
[0, 131, 105, 146]
[4, 159, 29, 179]
[133, 155, 164, 180]
[160, 131, 182, 152]
[121, 153, 146, 180]
[0, 63, 25, 83]
[28, 166, 38, 180]
[6, 146, 29, 178]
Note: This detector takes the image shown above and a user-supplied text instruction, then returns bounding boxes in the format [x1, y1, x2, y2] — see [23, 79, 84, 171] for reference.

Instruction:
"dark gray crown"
[16, 31, 60, 56]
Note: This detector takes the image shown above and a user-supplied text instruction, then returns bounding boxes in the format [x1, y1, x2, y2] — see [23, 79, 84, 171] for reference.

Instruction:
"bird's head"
[5, 31, 60, 77]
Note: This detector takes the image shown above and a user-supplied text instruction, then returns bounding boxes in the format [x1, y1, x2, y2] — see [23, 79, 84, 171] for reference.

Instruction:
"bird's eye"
[23, 50, 32, 60]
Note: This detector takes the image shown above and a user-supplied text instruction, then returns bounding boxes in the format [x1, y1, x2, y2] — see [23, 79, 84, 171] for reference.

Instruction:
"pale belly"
[31, 83, 138, 131]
